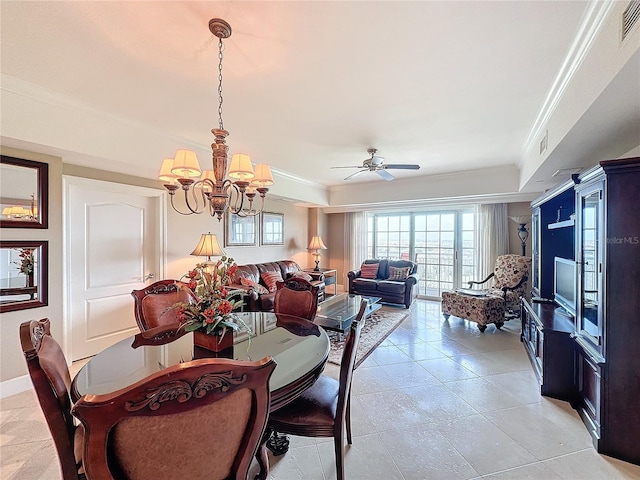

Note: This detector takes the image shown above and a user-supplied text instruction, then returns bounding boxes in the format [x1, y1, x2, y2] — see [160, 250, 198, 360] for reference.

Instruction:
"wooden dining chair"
[266, 300, 368, 480]
[131, 279, 196, 331]
[273, 276, 320, 320]
[19, 318, 85, 480]
[72, 356, 276, 480]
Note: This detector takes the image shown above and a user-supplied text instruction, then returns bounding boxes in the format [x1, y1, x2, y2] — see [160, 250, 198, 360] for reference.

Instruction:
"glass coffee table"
[314, 293, 382, 334]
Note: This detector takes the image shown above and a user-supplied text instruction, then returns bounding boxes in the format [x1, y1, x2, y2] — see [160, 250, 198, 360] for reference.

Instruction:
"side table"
[304, 267, 337, 296]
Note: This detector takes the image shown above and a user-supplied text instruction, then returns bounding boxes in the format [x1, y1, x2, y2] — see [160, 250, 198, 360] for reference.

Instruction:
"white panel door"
[66, 177, 165, 361]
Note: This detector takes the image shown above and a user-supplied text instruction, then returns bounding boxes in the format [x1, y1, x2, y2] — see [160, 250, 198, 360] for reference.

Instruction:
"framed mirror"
[225, 212, 257, 246]
[0, 240, 49, 313]
[0, 156, 49, 229]
[261, 212, 284, 246]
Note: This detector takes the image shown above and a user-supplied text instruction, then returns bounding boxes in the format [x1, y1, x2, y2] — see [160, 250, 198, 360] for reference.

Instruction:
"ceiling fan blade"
[383, 164, 421, 170]
[344, 169, 367, 181]
[376, 169, 395, 181]
[330, 165, 366, 169]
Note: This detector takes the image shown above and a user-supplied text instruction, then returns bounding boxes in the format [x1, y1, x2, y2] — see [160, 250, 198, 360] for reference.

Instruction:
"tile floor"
[3, 299, 640, 479]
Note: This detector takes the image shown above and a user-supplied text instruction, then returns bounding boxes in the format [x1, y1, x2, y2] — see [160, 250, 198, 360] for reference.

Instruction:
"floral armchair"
[441, 254, 531, 332]
[469, 254, 531, 312]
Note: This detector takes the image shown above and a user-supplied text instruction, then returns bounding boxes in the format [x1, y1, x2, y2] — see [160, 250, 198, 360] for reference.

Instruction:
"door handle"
[143, 273, 155, 281]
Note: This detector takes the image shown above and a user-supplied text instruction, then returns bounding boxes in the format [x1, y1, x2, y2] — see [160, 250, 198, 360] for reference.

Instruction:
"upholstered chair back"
[73, 357, 276, 480]
[274, 277, 319, 320]
[131, 280, 195, 331]
[19, 319, 84, 480]
[492, 254, 531, 294]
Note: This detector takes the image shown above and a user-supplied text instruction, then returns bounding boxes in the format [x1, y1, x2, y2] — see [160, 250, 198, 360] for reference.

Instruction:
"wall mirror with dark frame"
[0, 240, 48, 313]
[0, 156, 49, 229]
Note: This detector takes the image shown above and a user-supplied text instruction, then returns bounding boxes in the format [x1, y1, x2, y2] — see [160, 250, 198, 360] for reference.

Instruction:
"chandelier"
[158, 18, 274, 221]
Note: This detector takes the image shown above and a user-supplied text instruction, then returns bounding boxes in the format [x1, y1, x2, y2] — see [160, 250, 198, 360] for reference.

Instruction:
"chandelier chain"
[217, 37, 224, 130]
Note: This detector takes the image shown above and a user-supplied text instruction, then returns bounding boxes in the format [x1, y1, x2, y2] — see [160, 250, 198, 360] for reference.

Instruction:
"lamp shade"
[158, 158, 178, 184]
[251, 164, 274, 187]
[171, 149, 201, 178]
[509, 216, 530, 225]
[191, 233, 226, 260]
[228, 153, 255, 180]
[308, 235, 327, 251]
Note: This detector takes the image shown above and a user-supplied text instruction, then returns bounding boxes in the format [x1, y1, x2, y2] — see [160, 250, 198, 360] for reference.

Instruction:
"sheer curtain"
[477, 203, 509, 279]
[347, 211, 367, 271]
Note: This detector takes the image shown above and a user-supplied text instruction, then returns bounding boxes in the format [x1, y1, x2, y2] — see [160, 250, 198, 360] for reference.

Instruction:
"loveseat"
[347, 259, 418, 308]
[228, 260, 325, 311]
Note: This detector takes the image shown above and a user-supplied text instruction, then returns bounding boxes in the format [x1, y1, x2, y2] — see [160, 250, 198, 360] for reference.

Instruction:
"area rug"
[327, 306, 409, 368]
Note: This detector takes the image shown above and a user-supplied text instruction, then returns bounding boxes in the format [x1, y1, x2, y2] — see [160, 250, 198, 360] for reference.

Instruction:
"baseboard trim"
[0, 375, 32, 399]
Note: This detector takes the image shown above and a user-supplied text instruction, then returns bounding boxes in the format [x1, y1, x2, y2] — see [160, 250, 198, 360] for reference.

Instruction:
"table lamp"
[308, 235, 327, 271]
[191, 232, 226, 262]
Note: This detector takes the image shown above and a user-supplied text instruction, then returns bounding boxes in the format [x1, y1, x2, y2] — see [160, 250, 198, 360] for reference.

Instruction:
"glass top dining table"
[71, 312, 330, 411]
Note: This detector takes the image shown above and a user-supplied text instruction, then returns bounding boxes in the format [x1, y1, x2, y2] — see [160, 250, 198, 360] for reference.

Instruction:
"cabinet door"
[576, 183, 604, 352]
[531, 208, 540, 296]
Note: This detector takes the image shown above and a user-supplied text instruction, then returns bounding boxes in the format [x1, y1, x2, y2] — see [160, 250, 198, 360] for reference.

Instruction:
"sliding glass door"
[368, 209, 476, 299]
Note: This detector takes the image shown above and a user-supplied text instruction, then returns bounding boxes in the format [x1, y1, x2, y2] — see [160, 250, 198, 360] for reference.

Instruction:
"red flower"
[218, 300, 233, 315]
[188, 270, 197, 279]
[227, 263, 238, 276]
[203, 308, 216, 318]
[187, 280, 197, 290]
[205, 317, 215, 324]
[219, 287, 229, 298]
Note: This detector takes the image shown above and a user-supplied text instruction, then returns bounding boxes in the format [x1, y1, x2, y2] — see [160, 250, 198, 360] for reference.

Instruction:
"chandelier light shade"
[509, 216, 530, 256]
[308, 235, 328, 271]
[191, 232, 226, 261]
[158, 18, 273, 221]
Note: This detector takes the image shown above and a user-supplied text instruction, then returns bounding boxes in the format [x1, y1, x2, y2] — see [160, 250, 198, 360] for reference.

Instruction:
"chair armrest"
[467, 272, 494, 288]
[500, 273, 529, 292]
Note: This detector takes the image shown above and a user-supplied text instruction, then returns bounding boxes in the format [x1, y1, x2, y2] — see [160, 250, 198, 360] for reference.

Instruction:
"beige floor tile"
[542, 449, 640, 479]
[404, 383, 479, 422]
[366, 344, 413, 366]
[350, 365, 396, 395]
[484, 370, 542, 406]
[480, 461, 563, 479]
[396, 340, 448, 361]
[256, 444, 326, 480]
[356, 390, 428, 432]
[0, 440, 50, 480]
[316, 432, 404, 480]
[418, 356, 479, 382]
[482, 400, 593, 460]
[435, 414, 537, 475]
[381, 423, 479, 480]
[444, 377, 531, 412]
[379, 360, 440, 388]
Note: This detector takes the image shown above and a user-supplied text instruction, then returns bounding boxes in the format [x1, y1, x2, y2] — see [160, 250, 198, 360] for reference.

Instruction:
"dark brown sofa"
[347, 259, 418, 308]
[228, 260, 325, 311]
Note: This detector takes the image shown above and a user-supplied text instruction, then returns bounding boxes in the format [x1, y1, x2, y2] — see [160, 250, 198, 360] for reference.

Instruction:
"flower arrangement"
[175, 257, 245, 339]
[16, 248, 34, 275]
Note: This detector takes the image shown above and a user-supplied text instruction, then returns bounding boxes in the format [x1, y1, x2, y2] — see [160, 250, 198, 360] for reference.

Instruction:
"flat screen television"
[554, 257, 576, 316]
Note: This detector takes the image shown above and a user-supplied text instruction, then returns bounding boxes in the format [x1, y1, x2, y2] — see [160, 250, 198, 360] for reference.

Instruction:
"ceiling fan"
[331, 149, 421, 181]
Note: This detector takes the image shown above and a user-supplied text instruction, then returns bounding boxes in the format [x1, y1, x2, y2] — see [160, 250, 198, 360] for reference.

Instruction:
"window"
[367, 209, 476, 298]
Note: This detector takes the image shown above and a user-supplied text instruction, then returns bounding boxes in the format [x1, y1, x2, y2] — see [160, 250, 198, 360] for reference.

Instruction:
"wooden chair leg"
[346, 393, 353, 445]
[334, 431, 345, 480]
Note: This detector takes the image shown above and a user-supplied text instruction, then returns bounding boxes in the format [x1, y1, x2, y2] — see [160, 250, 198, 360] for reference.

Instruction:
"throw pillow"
[292, 271, 313, 281]
[261, 271, 284, 292]
[240, 277, 269, 295]
[388, 265, 411, 281]
[360, 263, 379, 279]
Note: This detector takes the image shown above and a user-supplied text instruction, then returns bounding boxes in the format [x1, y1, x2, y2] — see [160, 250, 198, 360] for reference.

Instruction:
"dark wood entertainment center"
[522, 157, 640, 466]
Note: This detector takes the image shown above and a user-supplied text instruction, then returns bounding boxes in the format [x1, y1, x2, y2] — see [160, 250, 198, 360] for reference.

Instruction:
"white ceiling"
[1, 1, 635, 204]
